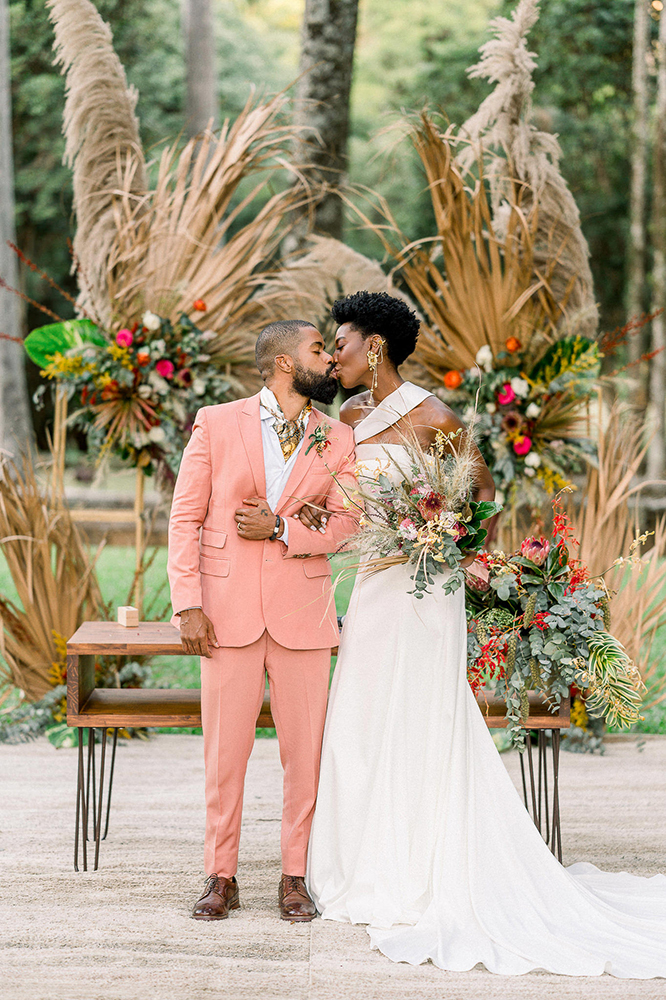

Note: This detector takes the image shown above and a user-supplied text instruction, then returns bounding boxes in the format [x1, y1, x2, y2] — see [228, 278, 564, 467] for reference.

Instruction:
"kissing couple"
[168, 291, 666, 977]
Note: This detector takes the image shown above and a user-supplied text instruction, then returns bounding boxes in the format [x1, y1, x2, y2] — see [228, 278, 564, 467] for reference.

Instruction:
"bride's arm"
[413, 396, 496, 503]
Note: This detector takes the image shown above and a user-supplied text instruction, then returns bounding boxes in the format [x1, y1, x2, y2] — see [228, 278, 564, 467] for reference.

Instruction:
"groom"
[167, 320, 358, 921]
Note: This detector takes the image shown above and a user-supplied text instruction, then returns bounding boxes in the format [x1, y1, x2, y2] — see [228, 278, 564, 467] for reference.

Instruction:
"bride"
[306, 290, 666, 978]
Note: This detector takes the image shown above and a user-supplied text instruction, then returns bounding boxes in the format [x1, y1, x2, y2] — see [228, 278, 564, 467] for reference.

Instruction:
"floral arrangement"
[438, 335, 601, 508]
[348, 430, 502, 597]
[25, 303, 230, 476]
[465, 498, 646, 746]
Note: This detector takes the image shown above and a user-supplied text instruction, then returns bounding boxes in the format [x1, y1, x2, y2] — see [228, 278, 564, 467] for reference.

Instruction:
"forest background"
[9, 0, 641, 447]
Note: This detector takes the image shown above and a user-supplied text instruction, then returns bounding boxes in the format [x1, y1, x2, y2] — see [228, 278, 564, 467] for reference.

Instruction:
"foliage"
[348, 429, 502, 597]
[465, 506, 646, 747]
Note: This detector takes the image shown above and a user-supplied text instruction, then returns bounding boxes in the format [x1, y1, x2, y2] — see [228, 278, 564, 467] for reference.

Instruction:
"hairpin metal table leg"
[93, 728, 107, 871]
[550, 729, 563, 863]
[102, 729, 118, 841]
[74, 729, 88, 872]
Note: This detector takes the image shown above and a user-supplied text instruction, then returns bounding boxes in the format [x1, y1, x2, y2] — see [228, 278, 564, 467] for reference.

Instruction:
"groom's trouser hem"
[201, 631, 330, 878]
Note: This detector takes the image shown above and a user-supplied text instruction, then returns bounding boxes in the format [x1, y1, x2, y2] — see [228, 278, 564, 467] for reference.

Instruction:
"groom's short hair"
[255, 320, 316, 377]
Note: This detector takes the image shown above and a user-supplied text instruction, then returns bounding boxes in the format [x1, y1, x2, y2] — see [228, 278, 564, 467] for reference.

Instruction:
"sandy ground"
[1, 733, 666, 1000]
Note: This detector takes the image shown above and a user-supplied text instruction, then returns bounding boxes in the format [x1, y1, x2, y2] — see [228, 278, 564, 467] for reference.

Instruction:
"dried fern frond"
[0, 456, 104, 702]
[108, 94, 306, 394]
[568, 404, 666, 707]
[47, 0, 147, 326]
[252, 235, 414, 348]
[458, 0, 598, 338]
[347, 114, 564, 381]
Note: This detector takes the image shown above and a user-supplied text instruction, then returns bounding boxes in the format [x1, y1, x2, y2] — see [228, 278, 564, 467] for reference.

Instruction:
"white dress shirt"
[259, 385, 310, 546]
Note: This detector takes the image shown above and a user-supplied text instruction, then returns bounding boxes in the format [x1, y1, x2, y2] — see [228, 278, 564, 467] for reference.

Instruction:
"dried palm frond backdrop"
[458, 0, 598, 339]
[252, 235, 414, 349]
[0, 457, 104, 702]
[568, 404, 666, 708]
[349, 114, 565, 384]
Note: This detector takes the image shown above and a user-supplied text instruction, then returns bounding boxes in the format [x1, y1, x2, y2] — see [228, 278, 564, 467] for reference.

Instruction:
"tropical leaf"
[24, 320, 105, 368]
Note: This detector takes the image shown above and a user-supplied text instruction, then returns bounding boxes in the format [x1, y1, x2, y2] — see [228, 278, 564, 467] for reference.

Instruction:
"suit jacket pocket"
[200, 554, 230, 577]
[201, 527, 227, 548]
[302, 559, 331, 578]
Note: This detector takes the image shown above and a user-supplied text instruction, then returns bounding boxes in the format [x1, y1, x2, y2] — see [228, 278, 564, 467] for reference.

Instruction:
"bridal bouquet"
[465, 498, 646, 746]
[350, 430, 502, 597]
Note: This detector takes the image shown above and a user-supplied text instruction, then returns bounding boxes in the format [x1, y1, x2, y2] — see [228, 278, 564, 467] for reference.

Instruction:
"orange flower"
[505, 337, 521, 353]
[443, 369, 463, 390]
[193, 299, 207, 312]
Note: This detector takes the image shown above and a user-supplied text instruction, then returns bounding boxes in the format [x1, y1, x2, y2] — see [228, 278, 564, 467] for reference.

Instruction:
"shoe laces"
[203, 873, 221, 896]
[282, 875, 304, 894]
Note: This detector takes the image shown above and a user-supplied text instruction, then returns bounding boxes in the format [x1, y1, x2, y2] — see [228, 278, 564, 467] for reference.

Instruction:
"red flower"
[175, 368, 193, 387]
[416, 491, 445, 521]
[513, 434, 532, 456]
[497, 383, 516, 405]
[100, 380, 120, 401]
[193, 299, 207, 312]
[443, 369, 463, 390]
[116, 328, 133, 348]
[136, 351, 151, 367]
[505, 336, 521, 353]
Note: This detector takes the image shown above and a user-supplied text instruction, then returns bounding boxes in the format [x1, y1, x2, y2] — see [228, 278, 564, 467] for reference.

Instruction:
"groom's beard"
[291, 362, 339, 406]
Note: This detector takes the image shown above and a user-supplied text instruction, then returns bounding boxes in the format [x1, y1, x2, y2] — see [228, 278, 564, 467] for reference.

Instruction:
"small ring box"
[117, 606, 139, 628]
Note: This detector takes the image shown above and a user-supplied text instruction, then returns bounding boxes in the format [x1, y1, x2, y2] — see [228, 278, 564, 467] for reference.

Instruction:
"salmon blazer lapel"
[275, 408, 323, 514]
[238, 393, 267, 498]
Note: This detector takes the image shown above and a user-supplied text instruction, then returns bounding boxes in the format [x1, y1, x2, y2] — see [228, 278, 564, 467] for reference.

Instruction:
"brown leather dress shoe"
[192, 874, 240, 920]
[278, 875, 317, 922]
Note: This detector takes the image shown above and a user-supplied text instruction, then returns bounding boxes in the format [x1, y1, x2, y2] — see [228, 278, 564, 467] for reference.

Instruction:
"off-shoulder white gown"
[307, 382, 666, 978]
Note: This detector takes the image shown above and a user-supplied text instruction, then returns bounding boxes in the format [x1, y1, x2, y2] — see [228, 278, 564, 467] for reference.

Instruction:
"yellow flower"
[107, 344, 134, 370]
[570, 695, 588, 730]
[95, 372, 114, 388]
[536, 466, 571, 494]
[40, 352, 94, 380]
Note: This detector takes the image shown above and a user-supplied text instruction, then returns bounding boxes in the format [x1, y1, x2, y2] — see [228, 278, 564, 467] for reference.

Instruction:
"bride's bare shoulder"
[339, 391, 372, 427]
[411, 392, 464, 433]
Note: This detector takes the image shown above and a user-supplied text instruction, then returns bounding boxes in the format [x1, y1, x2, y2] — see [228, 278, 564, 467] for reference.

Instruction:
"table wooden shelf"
[66, 621, 569, 871]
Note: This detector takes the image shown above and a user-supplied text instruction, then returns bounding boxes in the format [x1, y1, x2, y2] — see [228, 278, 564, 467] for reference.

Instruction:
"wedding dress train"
[307, 382, 666, 978]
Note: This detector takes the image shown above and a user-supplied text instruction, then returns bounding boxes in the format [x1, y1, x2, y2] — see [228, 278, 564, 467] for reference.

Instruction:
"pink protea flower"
[521, 536, 550, 566]
[175, 367, 193, 387]
[513, 434, 532, 456]
[497, 383, 516, 405]
[417, 491, 446, 521]
[155, 359, 175, 379]
[116, 328, 133, 348]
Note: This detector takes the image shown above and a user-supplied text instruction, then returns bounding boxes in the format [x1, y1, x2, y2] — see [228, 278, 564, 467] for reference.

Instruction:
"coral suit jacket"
[167, 393, 359, 650]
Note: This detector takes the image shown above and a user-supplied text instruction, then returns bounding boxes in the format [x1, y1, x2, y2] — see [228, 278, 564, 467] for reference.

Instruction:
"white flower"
[200, 329, 217, 342]
[142, 311, 161, 332]
[132, 430, 150, 448]
[197, 353, 211, 363]
[150, 338, 166, 358]
[525, 402, 541, 419]
[495, 489, 505, 506]
[148, 371, 170, 395]
[485, 402, 497, 415]
[137, 384, 153, 399]
[524, 451, 542, 469]
[193, 379, 207, 396]
[524, 466, 536, 477]
[148, 426, 167, 444]
[475, 345, 494, 371]
[510, 377, 530, 398]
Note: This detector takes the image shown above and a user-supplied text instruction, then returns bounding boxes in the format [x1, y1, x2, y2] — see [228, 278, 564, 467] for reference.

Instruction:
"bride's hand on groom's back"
[294, 504, 328, 533]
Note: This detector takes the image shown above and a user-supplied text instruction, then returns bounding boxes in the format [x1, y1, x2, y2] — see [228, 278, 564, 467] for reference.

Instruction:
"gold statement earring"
[367, 340, 384, 401]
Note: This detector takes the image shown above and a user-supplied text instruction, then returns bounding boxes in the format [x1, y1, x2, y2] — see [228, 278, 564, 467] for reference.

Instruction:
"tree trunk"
[627, 0, 650, 370]
[184, 0, 217, 137]
[290, 0, 360, 244]
[0, 0, 32, 461]
[648, 9, 666, 479]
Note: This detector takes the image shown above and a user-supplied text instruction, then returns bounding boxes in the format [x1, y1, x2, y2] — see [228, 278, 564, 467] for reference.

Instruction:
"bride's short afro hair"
[331, 290, 420, 368]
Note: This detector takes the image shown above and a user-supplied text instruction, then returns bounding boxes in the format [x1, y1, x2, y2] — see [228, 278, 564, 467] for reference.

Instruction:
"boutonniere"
[305, 422, 332, 457]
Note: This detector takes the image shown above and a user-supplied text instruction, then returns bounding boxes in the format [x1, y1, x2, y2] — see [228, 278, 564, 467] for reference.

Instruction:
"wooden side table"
[67, 621, 569, 870]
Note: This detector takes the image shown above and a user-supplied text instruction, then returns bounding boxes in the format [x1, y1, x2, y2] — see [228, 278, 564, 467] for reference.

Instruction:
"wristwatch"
[270, 514, 282, 540]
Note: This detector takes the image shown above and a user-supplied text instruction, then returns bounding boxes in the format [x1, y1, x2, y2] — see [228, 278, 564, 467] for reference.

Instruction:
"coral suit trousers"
[200, 631, 330, 878]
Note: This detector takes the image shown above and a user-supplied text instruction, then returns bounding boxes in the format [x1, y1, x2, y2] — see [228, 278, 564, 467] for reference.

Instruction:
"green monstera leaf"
[24, 320, 106, 369]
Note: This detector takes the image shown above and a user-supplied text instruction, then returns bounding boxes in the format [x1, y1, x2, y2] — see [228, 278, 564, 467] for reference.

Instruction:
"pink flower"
[116, 328, 133, 348]
[155, 359, 175, 379]
[398, 518, 417, 541]
[497, 383, 516, 405]
[521, 536, 550, 567]
[513, 434, 532, 456]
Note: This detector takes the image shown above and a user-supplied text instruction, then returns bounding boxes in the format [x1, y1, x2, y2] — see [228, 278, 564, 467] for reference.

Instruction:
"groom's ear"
[274, 353, 293, 374]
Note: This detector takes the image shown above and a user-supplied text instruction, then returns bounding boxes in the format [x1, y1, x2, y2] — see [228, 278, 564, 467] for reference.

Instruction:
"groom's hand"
[294, 503, 328, 534]
[235, 497, 279, 540]
[180, 608, 219, 657]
